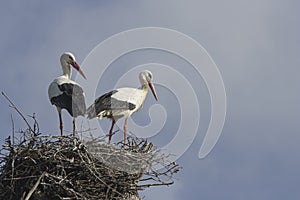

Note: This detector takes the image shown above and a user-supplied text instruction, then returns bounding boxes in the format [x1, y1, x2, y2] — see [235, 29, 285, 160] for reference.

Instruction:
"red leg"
[73, 117, 76, 137]
[57, 107, 63, 136]
[108, 119, 116, 144]
[123, 117, 128, 144]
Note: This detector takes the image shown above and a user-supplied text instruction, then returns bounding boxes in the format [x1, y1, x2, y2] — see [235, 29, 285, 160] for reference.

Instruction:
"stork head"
[139, 70, 158, 101]
[60, 52, 87, 79]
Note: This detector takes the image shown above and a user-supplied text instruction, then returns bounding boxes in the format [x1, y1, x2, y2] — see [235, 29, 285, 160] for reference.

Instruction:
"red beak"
[148, 82, 158, 101]
[71, 61, 87, 80]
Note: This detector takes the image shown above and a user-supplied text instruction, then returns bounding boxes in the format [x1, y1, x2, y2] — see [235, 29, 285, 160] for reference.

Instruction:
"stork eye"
[68, 56, 73, 60]
[148, 73, 152, 79]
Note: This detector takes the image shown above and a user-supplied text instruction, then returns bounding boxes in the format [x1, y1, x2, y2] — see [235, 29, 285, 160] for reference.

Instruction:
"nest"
[0, 132, 181, 200]
[0, 92, 181, 200]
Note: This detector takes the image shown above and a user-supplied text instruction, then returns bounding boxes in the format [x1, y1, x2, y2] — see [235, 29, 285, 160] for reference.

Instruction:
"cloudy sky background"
[1, 1, 300, 199]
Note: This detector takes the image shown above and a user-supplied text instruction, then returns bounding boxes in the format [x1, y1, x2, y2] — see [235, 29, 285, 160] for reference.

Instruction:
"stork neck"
[141, 83, 149, 91]
[61, 61, 72, 79]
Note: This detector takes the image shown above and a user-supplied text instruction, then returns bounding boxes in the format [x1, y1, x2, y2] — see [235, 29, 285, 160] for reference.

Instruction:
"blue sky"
[1, 1, 300, 199]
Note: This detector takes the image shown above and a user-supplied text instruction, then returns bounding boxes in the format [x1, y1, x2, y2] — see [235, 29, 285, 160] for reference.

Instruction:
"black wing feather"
[51, 83, 86, 117]
[87, 90, 136, 119]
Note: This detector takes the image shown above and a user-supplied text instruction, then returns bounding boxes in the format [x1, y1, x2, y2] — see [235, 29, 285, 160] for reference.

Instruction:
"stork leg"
[73, 117, 76, 137]
[57, 107, 63, 136]
[108, 119, 116, 144]
[123, 117, 128, 145]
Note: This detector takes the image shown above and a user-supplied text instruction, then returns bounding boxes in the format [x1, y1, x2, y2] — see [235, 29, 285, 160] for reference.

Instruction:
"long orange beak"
[148, 82, 158, 101]
[71, 61, 87, 80]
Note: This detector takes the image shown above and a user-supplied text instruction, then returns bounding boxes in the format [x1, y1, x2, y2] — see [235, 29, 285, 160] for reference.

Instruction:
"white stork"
[48, 52, 87, 136]
[87, 70, 158, 144]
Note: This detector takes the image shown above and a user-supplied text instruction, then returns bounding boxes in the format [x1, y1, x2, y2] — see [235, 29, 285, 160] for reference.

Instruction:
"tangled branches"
[0, 133, 181, 200]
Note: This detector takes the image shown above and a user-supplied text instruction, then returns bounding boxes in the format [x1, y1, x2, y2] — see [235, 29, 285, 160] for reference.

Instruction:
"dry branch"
[0, 133, 181, 200]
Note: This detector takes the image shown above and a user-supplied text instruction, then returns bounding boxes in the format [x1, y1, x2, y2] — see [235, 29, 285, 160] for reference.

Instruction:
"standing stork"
[87, 70, 158, 144]
[48, 52, 87, 136]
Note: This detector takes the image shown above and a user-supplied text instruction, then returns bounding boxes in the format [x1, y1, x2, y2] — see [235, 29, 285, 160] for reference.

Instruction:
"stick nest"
[0, 132, 181, 200]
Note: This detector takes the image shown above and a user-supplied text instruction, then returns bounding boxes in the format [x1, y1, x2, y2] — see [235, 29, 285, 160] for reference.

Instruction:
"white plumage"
[48, 52, 87, 136]
[87, 70, 158, 144]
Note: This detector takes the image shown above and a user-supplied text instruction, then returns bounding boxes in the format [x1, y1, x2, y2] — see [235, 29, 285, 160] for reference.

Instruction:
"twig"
[24, 172, 46, 200]
[27, 113, 40, 135]
[3, 175, 43, 181]
[1, 92, 34, 133]
[10, 114, 15, 146]
[10, 156, 15, 186]
[137, 181, 174, 189]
